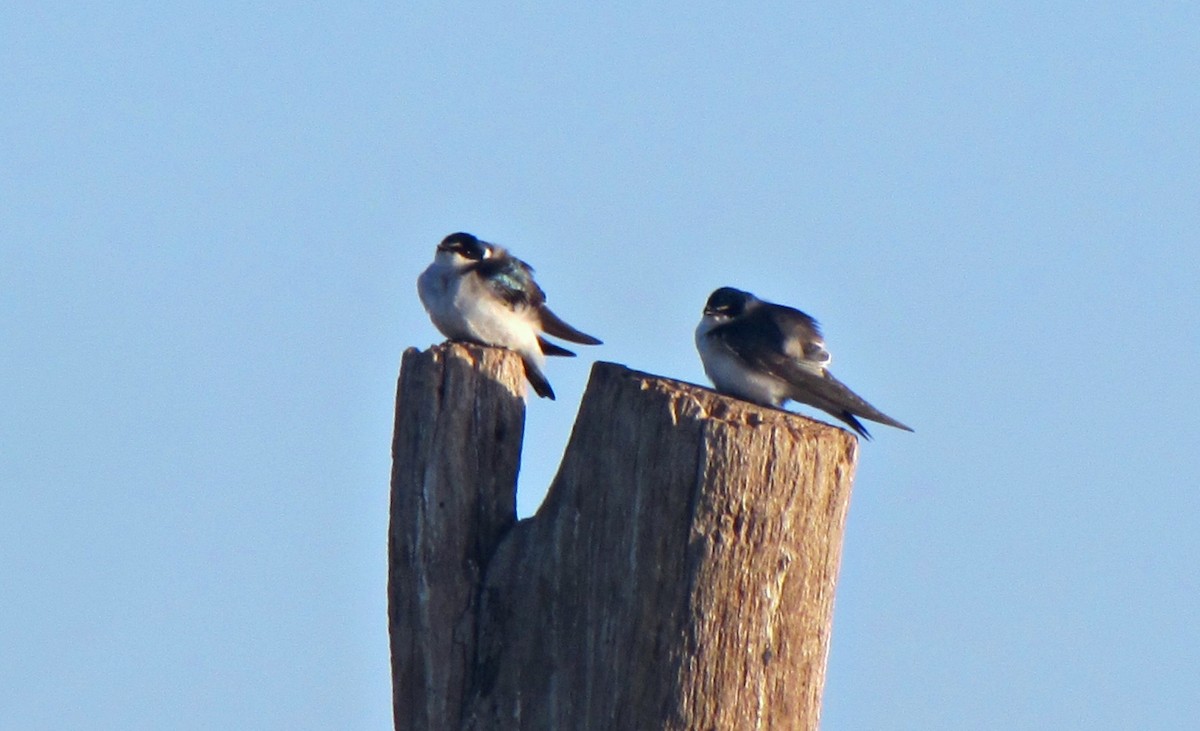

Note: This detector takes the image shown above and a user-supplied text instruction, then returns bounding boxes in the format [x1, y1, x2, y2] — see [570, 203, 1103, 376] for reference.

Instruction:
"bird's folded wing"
[711, 323, 912, 432]
[473, 256, 546, 308]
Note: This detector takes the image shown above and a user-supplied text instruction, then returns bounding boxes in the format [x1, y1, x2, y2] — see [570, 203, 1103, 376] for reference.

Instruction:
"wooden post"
[387, 344, 525, 730]
[389, 344, 858, 731]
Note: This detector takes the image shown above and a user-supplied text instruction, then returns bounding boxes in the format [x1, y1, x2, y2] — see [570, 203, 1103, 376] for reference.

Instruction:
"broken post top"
[391, 342, 859, 731]
[583, 358, 864, 445]
[405, 340, 863, 447]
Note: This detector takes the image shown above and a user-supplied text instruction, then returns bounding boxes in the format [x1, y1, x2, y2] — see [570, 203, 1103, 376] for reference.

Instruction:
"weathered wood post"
[387, 344, 525, 730]
[388, 343, 858, 730]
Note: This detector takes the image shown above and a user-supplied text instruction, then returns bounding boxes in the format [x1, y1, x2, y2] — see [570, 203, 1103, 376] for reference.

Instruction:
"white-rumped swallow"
[417, 232, 601, 399]
[695, 286, 912, 439]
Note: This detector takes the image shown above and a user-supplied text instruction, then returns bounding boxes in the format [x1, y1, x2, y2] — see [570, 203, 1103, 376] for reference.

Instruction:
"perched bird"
[695, 286, 912, 439]
[417, 232, 602, 400]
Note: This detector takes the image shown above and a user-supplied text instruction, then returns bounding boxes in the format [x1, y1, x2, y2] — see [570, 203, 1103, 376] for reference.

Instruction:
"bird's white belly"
[695, 330, 790, 407]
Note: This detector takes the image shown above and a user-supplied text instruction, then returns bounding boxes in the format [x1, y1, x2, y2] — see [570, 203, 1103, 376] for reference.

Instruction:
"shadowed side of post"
[387, 344, 526, 730]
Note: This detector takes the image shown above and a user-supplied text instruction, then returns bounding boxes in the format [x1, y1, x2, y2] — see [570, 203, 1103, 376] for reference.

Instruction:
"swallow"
[417, 232, 602, 400]
[694, 286, 912, 439]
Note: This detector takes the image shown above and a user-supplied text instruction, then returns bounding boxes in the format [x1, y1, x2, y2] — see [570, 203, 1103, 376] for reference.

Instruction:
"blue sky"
[3, 3, 1198, 729]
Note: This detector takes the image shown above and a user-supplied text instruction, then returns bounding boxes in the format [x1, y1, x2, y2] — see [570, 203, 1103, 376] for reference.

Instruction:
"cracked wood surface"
[389, 343, 858, 731]
[387, 344, 524, 730]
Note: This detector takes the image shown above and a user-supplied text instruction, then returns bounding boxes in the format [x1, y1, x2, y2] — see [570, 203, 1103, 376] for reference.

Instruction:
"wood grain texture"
[388, 344, 525, 730]
[389, 346, 858, 731]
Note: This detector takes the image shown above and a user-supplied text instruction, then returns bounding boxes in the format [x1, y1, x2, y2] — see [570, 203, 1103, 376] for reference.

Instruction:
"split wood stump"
[388, 343, 858, 731]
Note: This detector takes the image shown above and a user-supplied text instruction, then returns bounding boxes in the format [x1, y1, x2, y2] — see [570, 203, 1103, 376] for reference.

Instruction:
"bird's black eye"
[705, 286, 750, 316]
[440, 232, 487, 260]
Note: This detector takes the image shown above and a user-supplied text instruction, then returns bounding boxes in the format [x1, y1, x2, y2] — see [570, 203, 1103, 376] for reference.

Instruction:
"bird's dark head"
[703, 287, 755, 319]
[437, 232, 494, 261]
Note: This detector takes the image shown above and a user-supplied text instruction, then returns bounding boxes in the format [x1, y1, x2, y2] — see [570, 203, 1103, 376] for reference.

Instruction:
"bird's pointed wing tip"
[539, 307, 603, 346]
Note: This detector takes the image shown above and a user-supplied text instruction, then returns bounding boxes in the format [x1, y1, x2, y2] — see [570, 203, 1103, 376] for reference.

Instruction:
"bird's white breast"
[418, 261, 544, 366]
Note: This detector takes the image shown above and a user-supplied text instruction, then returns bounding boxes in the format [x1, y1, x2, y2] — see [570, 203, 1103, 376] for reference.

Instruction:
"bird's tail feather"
[835, 411, 873, 440]
[523, 359, 556, 400]
[538, 336, 576, 357]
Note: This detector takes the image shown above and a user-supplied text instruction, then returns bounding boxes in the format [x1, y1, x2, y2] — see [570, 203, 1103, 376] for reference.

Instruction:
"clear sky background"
[3, 3, 1198, 729]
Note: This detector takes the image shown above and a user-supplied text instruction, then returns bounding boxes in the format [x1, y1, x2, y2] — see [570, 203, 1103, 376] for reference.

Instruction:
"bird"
[694, 286, 912, 439]
[417, 232, 602, 400]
